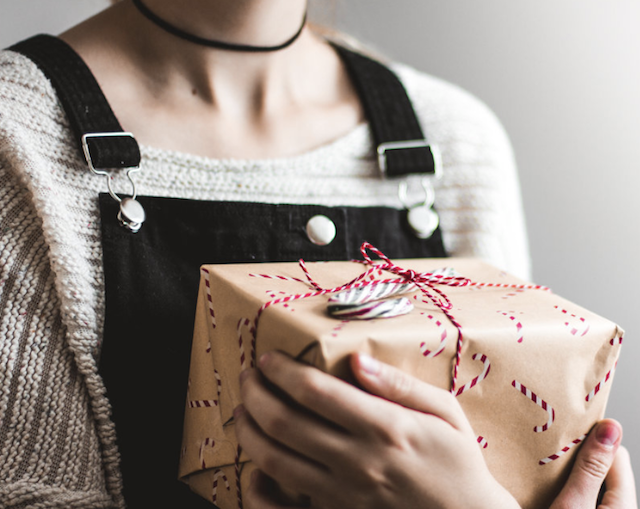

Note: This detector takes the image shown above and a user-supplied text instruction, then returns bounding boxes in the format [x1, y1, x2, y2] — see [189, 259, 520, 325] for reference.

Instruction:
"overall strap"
[9, 34, 141, 170]
[332, 44, 440, 179]
[9, 34, 437, 180]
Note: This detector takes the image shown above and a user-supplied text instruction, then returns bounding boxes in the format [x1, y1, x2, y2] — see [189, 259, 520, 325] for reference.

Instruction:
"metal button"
[406, 205, 439, 239]
[306, 215, 336, 246]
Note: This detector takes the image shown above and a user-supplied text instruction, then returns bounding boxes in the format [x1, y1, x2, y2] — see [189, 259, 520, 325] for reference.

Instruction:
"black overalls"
[12, 35, 447, 508]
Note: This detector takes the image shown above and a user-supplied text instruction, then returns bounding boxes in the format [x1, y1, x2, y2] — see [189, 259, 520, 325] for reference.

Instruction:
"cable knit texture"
[0, 47, 530, 508]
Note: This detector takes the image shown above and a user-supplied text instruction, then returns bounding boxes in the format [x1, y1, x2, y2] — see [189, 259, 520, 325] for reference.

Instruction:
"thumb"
[349, 353, 470, 430]
[551, 419, 622, 509]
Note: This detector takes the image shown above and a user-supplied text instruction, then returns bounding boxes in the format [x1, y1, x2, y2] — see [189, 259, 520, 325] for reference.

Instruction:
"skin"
[59, 2, 637, 506]
[60, 0, 364, 159]
[235, 352, 638, 509]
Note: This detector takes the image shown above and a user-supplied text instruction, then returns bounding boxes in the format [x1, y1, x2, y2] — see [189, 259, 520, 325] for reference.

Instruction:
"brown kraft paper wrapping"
[178, 256, 623, 509]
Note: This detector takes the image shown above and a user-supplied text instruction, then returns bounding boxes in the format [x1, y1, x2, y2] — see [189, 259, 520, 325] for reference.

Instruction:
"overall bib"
[12, 35, 447, 508]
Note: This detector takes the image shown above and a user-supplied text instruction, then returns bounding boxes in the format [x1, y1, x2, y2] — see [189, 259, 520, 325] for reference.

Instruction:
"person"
[0, 0, 634, 508]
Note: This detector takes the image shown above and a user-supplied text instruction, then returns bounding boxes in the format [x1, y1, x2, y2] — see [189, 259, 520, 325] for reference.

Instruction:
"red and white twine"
[244, 242, 546, 395]
[201, 268, 217, 329]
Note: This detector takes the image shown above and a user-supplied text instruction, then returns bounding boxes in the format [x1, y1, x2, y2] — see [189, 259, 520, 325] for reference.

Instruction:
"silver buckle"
[81, 132, 145, 233]
[377, 139, 442, 179]
[81, 132, 141, 202]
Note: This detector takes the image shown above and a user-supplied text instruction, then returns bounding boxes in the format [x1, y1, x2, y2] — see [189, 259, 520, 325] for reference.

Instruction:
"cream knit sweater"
[0, 47, 530, 508]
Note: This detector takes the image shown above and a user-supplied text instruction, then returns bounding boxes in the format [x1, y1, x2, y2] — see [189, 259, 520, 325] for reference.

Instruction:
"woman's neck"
[59, 0, 364, 159]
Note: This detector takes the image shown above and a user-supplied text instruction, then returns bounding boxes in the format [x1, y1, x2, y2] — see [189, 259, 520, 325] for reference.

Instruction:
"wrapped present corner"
[178, 248, 623, 509]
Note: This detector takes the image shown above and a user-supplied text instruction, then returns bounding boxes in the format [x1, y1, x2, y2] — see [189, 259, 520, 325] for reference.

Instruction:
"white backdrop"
[2, 0, 639, 492]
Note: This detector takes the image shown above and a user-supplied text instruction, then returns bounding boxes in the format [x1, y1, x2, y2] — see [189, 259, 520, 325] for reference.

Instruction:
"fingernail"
[233, 404, 245, 419]
[258, 352, 271, 368]
[239, 369, 250, 385]
[358, 354, 381, 375]
[596, 421, 620, 448]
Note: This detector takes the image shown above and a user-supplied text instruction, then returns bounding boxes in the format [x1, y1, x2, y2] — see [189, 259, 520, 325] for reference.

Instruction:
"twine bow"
[251, 242, 501, 394]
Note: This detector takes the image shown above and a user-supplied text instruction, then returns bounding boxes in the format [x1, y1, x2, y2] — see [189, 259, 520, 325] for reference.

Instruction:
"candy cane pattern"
[477, 436, 488, 449]
[586, 361, 618, 402]
[539, 435, 587, 465]
[454, 353, 491, 397]
[420, 313, 447, 357]
[496, 311, 524, 343]
[502, 288, 525, 300]
[187, 371, 222, 408]
[201, 268, 217, 329]
[199, 438, 216, 469]
[611, 335, 624, 346]
[554, 306, 590, 337]
[235, 445, 244, 509]
[331, 320, 349, 337]
[211, 469, 230, 504]
[237, 318, 255, 370]
[512, 380, 555, 432]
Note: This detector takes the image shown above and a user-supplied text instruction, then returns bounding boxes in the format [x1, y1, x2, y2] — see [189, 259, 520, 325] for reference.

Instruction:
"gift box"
[178, 247, 623, 509]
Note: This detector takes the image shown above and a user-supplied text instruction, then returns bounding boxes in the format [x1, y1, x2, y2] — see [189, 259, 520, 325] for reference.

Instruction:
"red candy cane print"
[586, 361, 618, 402]
[235, 445, 244, 509]
[331, 320, 349, 337]
[237, 318, 256, 370]
[199, 438, 216, 469]
[187, 377, 219, 408]
[477, 436, 488, 449]
[212, 469, 230, 504]
[502, 288, 525, 300]
[496, 310, 524, 343]
[454, 353, 491, 397]
[419, 313, 447, 357]
[539, 435, 587, 465]
[201, 268, 217, 329]
[611, 335, 624, 346]
[512, 380, 555, 432]
[554, 305, 590, 337]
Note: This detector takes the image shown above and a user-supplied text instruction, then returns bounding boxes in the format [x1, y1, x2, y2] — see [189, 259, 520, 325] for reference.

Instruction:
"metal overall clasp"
[81, 132, 146, 233]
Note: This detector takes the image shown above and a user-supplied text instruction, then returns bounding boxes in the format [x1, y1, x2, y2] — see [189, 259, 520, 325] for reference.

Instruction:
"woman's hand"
[234, 351, 520, 509]
[550, 419, 637, 509]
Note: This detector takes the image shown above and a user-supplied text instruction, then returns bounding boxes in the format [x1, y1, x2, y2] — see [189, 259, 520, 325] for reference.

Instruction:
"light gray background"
[2, 0, 639, 493]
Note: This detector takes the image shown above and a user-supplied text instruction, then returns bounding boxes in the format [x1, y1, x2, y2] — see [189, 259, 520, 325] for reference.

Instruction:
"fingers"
[239, 367, 349, 465]
[600, 446, 638, 509]
[550, 419, 622, 509]
[349, 352, 472, 432]
[255, 350, 394, 432]
[245, 470, 310, 509]
[233, 403, 330, 496]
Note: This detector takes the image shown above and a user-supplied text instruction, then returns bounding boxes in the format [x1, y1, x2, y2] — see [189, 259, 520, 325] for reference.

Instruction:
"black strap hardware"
[9, 34, 146, 232]
[331, 44, 440, 179]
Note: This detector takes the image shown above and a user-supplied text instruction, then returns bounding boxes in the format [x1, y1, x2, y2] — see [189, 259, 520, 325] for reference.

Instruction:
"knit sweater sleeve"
[0, 154, 119, 508]
[0, 49, 123, 508]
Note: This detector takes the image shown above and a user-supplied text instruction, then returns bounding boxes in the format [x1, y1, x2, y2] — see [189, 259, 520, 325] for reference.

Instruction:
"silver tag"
[328, 297, 414, 320]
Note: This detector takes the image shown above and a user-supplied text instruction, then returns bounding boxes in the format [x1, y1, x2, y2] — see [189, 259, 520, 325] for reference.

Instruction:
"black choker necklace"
[131, 0, 307, 52]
